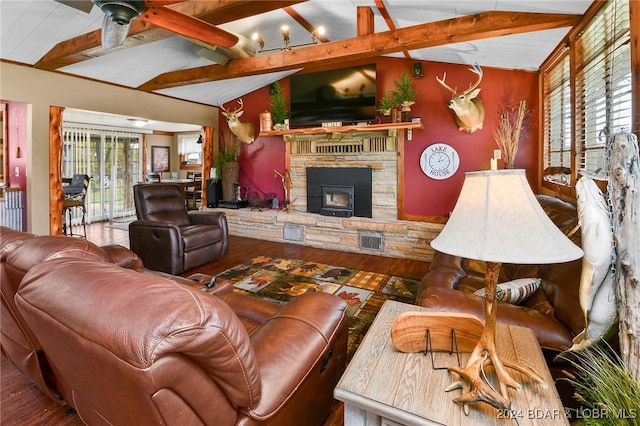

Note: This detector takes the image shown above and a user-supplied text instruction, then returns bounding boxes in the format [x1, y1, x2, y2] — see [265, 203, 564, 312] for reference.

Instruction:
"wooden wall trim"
[49, 106, 64, 235]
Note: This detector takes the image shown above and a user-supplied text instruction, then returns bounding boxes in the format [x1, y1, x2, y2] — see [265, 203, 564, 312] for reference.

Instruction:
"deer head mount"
[221, 99, 257, 144]
[436, 64, 485, 134]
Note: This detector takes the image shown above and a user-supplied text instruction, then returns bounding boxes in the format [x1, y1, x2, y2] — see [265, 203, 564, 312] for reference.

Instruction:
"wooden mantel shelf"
[259, 121, 423, 137]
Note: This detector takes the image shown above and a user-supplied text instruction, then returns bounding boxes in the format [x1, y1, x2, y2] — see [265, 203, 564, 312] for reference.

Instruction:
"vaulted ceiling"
[1, 0, 593, 129]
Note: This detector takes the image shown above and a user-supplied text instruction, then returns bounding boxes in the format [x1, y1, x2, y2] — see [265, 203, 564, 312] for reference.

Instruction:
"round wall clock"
[420, 143, 459, 180]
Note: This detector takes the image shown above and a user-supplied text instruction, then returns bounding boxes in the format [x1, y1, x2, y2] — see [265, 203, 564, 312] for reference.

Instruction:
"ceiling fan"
[56, 0, 239, 49]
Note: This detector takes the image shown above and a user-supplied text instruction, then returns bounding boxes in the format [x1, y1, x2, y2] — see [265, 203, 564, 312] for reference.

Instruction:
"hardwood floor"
[1, 220, 430, 425]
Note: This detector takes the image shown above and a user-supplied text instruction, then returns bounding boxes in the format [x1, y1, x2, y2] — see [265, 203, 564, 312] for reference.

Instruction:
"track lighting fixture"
[252, 25, 325, 53]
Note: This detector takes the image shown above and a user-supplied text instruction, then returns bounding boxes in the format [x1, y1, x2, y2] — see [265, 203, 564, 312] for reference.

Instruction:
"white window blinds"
[543, 54, 572, 186]
[575, 0, 631, 179]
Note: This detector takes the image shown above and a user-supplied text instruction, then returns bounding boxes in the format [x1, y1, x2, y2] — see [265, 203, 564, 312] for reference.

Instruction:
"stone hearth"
[206, 124, 440, 262]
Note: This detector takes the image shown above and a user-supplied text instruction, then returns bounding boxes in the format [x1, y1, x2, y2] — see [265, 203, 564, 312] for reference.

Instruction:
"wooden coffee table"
[334, 300, 569, 426]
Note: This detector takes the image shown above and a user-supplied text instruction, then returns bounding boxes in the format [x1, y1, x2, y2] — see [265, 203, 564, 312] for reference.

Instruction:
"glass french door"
[62, 127, 142, 222]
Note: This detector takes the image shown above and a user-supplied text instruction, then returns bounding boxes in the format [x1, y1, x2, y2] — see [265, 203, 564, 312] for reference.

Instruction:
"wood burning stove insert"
[307, 167, 372, 218]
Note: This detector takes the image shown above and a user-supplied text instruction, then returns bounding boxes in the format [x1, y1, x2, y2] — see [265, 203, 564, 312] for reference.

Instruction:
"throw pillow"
[474, 278, 541, 305]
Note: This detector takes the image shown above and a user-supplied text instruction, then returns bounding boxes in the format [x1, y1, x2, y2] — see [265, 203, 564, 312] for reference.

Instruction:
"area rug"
[105, 217, 136, 231]
[218, 256, 420, 360]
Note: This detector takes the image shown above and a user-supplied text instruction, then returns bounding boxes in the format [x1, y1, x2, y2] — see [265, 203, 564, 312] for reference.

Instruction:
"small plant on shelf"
[392, 71, 417, 117]
[269, 81, 288, 128]
[377, 92, 397, 120]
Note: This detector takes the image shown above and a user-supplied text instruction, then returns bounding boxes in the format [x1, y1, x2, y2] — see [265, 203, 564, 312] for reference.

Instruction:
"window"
[62, 127, 142, 222]
[542, 0, 631, 190]
[542, 54, 572, 186]
[177, 133, 202, 169]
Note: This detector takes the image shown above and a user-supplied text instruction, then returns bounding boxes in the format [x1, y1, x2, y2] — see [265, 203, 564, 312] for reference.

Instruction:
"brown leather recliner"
[415, 195, 585, 353]
[15, 253, 349, 425]
[130, 183, 229, 274]
[0, 226, 144, 401]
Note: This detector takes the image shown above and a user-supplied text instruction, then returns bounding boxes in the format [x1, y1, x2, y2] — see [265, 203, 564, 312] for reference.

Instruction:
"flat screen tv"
[289, 63, 377, 128]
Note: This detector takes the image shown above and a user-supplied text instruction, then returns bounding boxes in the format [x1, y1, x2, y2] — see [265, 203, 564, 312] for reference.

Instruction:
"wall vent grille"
[359, 233, 383, 251]
[283, 224, 305, 242]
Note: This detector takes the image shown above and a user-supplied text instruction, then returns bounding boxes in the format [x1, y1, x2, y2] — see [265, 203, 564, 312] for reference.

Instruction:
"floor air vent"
[359, 233, 383, 251]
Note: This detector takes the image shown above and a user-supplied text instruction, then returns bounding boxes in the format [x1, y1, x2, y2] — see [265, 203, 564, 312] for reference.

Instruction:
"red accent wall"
[221, 57, 539, 219]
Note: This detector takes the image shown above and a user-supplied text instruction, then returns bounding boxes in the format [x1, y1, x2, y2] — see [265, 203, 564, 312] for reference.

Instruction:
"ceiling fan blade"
[55, 0, 95, 13]
[139, 5, 239, 48]
[101, 14, 130, 49]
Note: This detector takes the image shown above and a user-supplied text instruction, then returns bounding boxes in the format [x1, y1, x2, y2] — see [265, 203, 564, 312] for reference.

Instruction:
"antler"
[221, 99, 245, 116]
[463, 63, 483, 95]
[436, 72, 457, 94]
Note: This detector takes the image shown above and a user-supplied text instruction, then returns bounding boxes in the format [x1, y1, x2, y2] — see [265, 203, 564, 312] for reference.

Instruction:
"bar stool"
[62, 174, 90, 237]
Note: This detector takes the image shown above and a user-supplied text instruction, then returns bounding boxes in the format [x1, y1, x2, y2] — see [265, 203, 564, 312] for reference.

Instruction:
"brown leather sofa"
[130, 183, 229, 274]
[416, 195, 585, 353]
[4, 228, 348, 425]
[0, 226, 145, 401]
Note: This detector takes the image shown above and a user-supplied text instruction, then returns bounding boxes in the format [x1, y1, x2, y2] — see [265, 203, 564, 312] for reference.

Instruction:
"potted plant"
[493, 99, 530, 169]
[377, 92, 396, 122]
[215, 125, 241, 201]
[560, 342, 640, 425]
[269, 81, 288, 130]
[392, 71, 417, 121]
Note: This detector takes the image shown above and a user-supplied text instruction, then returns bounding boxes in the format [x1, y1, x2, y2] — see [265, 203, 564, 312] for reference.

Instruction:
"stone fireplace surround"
[208, 124, 442, 262]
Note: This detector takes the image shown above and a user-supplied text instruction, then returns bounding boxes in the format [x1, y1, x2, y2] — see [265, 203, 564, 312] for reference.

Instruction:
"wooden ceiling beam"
[34, 0, 306, 71]
[357, 6, 374, 36]
[374, 0, 411, 59]
[284, 6, 329, 42]
[138, 11, 581, 91]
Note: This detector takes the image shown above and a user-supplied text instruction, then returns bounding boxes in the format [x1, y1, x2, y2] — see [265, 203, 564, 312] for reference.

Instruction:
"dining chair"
[185, 171, 203, 210]
[145, 172, 161, 183]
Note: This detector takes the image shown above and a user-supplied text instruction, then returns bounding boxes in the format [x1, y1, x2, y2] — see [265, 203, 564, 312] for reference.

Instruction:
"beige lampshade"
[431, 169, 583, 264]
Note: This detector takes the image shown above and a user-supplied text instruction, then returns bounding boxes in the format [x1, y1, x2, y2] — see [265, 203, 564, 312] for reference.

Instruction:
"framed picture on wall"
[151, 146, 170, 173]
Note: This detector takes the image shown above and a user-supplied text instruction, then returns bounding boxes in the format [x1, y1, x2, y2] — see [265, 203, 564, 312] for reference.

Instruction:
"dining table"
[154, 179, 196, 203]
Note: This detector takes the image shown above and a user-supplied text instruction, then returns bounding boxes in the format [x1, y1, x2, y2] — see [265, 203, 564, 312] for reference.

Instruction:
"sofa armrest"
[419, 287, 575, 352]
[188, 211, 227, 227]
[243, 292, 348, 420]
[129, 220, 183, 274]
[100, 244, 144, 271]
[187, 212, 229, 255]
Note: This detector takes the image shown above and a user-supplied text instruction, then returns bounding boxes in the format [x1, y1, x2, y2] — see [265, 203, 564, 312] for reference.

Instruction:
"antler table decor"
[444, 261, 547, 413]
[407, 169, 583, 415]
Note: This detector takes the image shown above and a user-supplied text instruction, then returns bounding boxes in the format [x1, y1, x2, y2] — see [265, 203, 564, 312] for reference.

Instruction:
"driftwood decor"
[609, 131, 640, 381]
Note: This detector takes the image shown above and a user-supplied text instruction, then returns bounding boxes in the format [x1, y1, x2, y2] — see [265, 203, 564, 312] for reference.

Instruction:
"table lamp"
[430, 169, 583, 412]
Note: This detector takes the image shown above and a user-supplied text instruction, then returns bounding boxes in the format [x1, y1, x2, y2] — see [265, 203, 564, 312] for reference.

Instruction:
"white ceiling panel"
[0, 0, 594, 129]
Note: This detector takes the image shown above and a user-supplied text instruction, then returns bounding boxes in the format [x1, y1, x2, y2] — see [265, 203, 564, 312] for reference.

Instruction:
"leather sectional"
[1, 226, 348, 425]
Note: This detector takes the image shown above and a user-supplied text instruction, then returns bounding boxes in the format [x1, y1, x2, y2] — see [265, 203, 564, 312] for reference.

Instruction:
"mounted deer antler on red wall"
[221, 99, 257, 144]
[436, 64, 485, 134]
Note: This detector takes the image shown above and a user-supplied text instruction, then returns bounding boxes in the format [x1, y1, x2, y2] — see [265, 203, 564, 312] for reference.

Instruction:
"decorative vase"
[259, 111, 272, 132]
[221, 161, 240, 201]
[401, 101, 415, 122]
